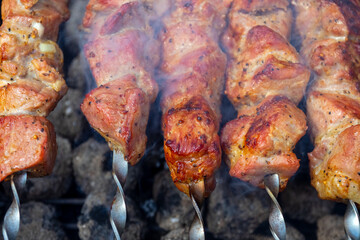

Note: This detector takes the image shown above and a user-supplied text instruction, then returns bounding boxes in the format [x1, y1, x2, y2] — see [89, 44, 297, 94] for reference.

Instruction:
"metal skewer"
[264, 174, 286, 240]
[345, 200, 360, 240]
[189, 180, 205, 240]
[2, 172, 27, 240]
[110, 150, 128, 240]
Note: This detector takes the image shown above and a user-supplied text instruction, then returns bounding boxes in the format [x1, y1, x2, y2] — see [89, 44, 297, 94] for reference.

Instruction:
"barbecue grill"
[0, 0, 359, 239]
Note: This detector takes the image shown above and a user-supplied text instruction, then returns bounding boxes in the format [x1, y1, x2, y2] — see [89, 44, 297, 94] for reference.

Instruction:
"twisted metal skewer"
[2, 172, 27, 240]
[345, 200, 360, 240]
[110, 151, 128, 240]
[264, 174, 286, 240]
[189, 180, 205, 240]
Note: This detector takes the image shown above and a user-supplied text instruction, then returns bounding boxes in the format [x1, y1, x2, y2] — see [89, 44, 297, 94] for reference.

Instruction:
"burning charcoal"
[22, 136, 72, 200]
[17, 202, 67, 240]
[121, 197, 147, 240]
[161, 228, 187, 240]
[72, 136, 142, 195]
[317, 215, 346, 240]
[77, 192, 113, 240]
[153, 170, 193, 231]
[249, 224, 305, 240]
[206, 166, 269, 239]
[48, 88, 86, 141]
[78, 192, 146, 240]
[67, 54, 89, 91]
[285, 225, 306, 240]
[280, 180, 335, 224]
[72, 138, 114, 195]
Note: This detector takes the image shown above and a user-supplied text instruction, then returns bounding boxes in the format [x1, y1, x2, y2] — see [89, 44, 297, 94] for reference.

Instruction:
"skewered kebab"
[220, 1, 310, 238]
[157, 0, 231, 238]
[0, 0, 69, 239]
[80, 0, 160, 238]
[292, 0, 360, 238]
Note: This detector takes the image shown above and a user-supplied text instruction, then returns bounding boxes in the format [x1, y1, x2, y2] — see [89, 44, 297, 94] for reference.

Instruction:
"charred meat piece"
[81, 0, 160, 165]
[159, 0, 231, 196]
[0, 0, 69, 181]
[293, 0, 360, 203]
[221, 0, 310, 191]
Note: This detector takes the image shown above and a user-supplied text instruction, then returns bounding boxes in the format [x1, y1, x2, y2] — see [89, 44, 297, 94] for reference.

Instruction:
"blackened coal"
[89, 205, 108, 224]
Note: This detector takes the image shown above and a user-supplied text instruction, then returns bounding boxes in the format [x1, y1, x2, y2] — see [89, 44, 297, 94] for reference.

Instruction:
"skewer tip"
[264, 173, 286, 240]
[110, 150, 128, 240]
[345, 200, 360, 240]
[189, 180, 205, 240]
[2, 172, 27, 240]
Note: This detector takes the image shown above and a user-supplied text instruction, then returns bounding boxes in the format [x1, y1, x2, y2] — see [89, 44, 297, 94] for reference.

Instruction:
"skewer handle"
[189, 180, 205, 240]
[345, 200, 360, 240]
[264, 174, 286, 240]
[110, 151, 128, 240]
[2, 172, 27, 240]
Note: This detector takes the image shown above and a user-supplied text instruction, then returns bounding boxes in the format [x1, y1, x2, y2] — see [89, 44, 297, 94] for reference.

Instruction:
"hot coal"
[317, 215, 346, 240]
[72, 138, 114, 195]
[48, 88, 87, 142]
[16, 202, 67, 240]
[153, 170, 193, 231]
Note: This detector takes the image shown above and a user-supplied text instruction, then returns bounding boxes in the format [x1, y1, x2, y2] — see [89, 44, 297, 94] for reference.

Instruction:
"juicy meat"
[0, 0, 68, 181]
[221, 0, 309, 190]
[293, 0, 360, 203]
[221, 96, 307, 189]
[81, 0, 159, 165]
[159, 0, 231, 196]
[0, 115, 57, 181]
[81, 77, 150, 165]
[0, 0, 69, 117]
[224, 26, 310, 112]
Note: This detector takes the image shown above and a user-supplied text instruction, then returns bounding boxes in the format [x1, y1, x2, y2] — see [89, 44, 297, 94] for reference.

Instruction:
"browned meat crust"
[159, 0, 231, 196]
[221, 0, 310, 190]
[293, 0, 360, 203]
[0, 0, 69, 117]
[221, 96, 306, 189]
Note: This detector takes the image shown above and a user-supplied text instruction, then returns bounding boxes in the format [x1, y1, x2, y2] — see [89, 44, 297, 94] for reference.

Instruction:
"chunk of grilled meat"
[0, 116, 57, 181]
[221, 0, 309, 190]
[81, 0, 160, 165]
[0, 0, 69, 181]
[221, 96, 306, 189]
[0, 0, 69, 116]
[159, 0, 231, 196]
[293, 0, 360, 203]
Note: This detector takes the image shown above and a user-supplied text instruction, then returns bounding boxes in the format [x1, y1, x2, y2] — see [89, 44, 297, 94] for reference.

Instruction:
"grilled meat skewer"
[221, 1, 310, 238]
[221, 0, 310, 191]
[0, 1, 69, 239]
[293, 0, 360, 205]
[0, 0, 69, 181]
[156, 1, 231, 238]
[81, 0, 160, 166]
[80, 0, 161, 238]
[158, 0, 231, 198]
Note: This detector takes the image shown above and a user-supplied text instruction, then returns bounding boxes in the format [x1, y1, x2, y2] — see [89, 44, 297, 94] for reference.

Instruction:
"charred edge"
[237, 7, 287, 17]
[332, 0, 360, 35]
[255, 95, 289, 115]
